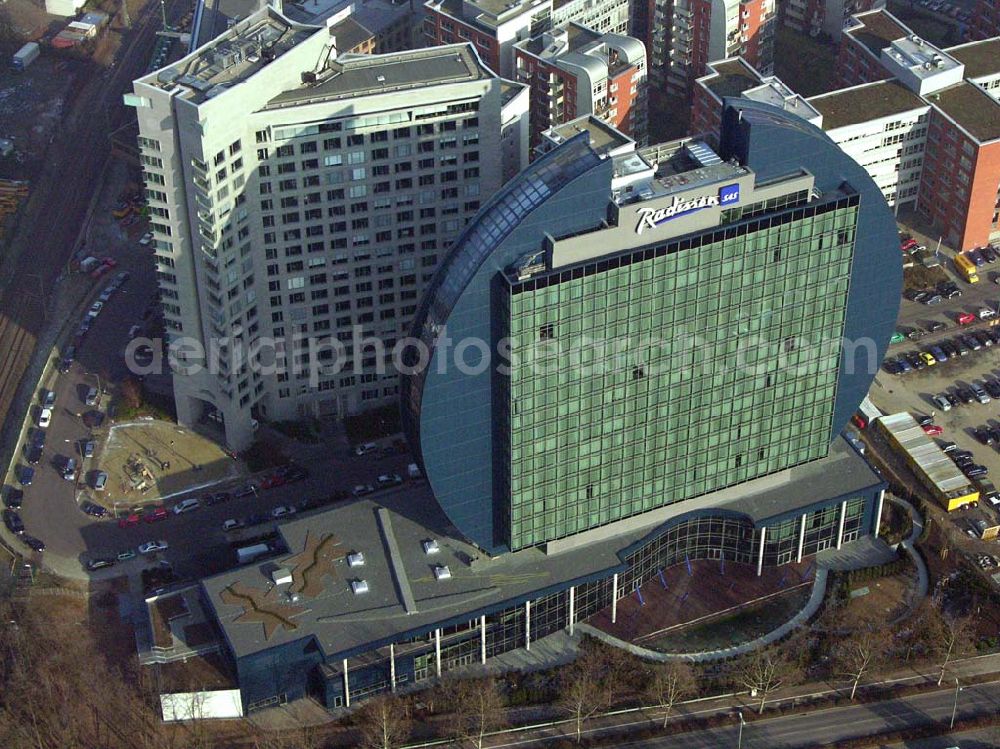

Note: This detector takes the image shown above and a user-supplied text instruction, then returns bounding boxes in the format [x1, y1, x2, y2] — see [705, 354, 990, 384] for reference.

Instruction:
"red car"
[900, 238, 918, 252]
[259, 474, 287, 490]
[958, 312, 976, 325]
[143, 506, 168, 523]
[102, 257, 118, 268]
[90, 264, 111, 279]
[922, 424, 944, 436]
[118, 513, 141, 529]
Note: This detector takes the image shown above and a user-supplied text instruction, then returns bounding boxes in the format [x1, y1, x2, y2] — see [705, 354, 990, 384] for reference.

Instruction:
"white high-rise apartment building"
[130, 7, 528, 449]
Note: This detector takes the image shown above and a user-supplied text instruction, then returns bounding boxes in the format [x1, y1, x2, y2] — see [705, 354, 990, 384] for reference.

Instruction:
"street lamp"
[737, 711, 745, 749]
[950, 677, 963, 729]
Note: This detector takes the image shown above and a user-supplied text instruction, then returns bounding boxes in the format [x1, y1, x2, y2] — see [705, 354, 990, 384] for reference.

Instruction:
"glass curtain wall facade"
[503, 195, 861, 549]
[311, 498, 866, 710]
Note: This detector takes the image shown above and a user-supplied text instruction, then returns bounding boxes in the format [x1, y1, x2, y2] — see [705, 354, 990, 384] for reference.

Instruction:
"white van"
[355, 442, 377, 456]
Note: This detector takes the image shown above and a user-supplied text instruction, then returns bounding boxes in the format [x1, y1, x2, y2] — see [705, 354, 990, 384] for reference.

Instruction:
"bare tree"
[832, 625, 889, 700]
[121, 377, 144, 411]
[739, 650, 796, 715]
[356, 695, 411, 749]
[451, 677, 507, 749]
[934, 613, 972, 686]
[644, 661, 697, 727]
[557, 651, 610, 744]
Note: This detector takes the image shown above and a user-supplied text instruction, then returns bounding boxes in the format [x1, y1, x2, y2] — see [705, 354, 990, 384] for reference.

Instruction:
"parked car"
[929, 345, 947, 363]
[922, 424, 944, 436]
[980, 307, 996, 319]
[42, 389, 56, 409]
[138, 540, 169, 555]
[116, 549, 136, 562]
[80, 500, 108, 517]
[975, 427, 993, 445]
[376, 474, 403, 488]
[982, 246, 998, 263]
[85, 558, 116, 571]
[939, 440, 958, 453]
[222, 518, 245, 531]
[965, 465, 989, 478]
[3, 488, 23, 509]
[234, 483, 257, 499]
[271, 505, 296, 519]
[958, 312, 976, 325]
[92, 470, 108, 491]
[143, 506, 169, 523]
[18, 465, 33, 487]
[37, 408, 51, 428]
[205, 492, 231, 506]
[971, 383, 992, 404]
[81, 440, 95, 458]
[352, 484, 375, 497]
[931, 394, 952, 411]
[259, 474, 287, 490]
[88, 301, 104, 318]
[85, 387, 99, 406]
[172, 498, 200, 515]
[354, 442, 378, 456]
[62, 458, 77, 481]
[3, 508, 23, 534]
[118, 513, 141, 529]
[19, 535, 44, 553]
[927, 320, 947, 332]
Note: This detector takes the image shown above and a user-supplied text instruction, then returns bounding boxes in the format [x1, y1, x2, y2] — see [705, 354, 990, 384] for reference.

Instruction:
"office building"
[778, 0, 883, 38]
[130, 8, 528, 449]
[645, 0, 777, 97]
[513, 22, 647, 148]
[422, 0, 631, 79]
[693, 11, 1000, 248]
[163, 100, 898, 713]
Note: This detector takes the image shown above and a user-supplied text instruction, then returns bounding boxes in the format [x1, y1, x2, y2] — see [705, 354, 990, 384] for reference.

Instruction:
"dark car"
[81, 440, 95, 459]
[975, 427, 993, 445]
[985, 380, 1000, 399]
[80, 500, 108, 518]
[24, 445, 42, 465]
[280, 465, 309, 483]
[923, 294, 944, 306]
[989, 426, 1000, 444]
[962, 334, 982, 351]
[234, 483, 257, 499]
[955, 455, 975, 468]
[204, 492, 232, 506]
[939, 440, 958, 452]
[3, 508, 24, 534]
[884, 359, 903, 374]
[18, 535, 44, 553]
[953, 338, 970, 356]
[982, 246, 998, 263]
[937, 282, 962, 299]
[30, 429, 46, 450]
[928, 345, 947, 362]
[938, 340, 958, 359]
[959, 389, 977, 405]
[59, 346, 76, 373]
[85, 558, 115, 571]
[952, 449, 974, 460]
[896, 356, 913, 373]
[945, 392, 961, 407]
[905, 352, 926, 370]
[970, 249, 985, 266]
[966, 465, 989, 478]
[927, 320, 948, 332]
[3, 488, 23, 509]
[18, 465, 33, 486]
[905, 289, 930, 303]
[974, 330, 994, 347]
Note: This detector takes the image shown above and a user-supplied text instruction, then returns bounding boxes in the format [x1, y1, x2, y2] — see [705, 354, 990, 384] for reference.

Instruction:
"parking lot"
[869, 236, 1000, 547]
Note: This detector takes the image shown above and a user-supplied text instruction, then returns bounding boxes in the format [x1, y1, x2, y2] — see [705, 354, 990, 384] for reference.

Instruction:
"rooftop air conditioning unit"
[351, 579, 369, 595]
[433, 565, 452, 580]
[347, 551, 365, 568]
[422, 539, 441, 555]
[272, 567, 293, 586]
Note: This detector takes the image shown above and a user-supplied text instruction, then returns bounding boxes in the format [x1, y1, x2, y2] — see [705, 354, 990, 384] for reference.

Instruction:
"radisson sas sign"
[634, 183, 741, 235]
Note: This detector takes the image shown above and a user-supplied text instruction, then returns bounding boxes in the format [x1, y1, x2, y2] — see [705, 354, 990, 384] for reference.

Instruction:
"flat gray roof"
[330, 16, 374, 52]
[549, 115, 632, 154]
[809, 80, 928, 130]
[203, 436, 883, 660]
[267, 44, 489, 107]
[946, 38, 1000, 79]
[193, 0, 266, 49]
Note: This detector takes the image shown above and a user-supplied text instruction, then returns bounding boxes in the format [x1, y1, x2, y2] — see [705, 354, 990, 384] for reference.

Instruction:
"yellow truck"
[955, 253, 979, 283]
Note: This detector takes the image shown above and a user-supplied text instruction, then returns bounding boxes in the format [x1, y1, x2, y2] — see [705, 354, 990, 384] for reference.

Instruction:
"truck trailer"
[11, 42, 40, 71]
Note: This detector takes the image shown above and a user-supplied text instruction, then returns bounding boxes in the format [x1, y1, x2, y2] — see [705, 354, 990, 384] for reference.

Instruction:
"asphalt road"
[534, 680, 1000, 749]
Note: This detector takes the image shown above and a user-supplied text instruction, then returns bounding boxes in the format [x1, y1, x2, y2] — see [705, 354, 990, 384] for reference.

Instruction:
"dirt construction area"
[96, 420, 245, 505]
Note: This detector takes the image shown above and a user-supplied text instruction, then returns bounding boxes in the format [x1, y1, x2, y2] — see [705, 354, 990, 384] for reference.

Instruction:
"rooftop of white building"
[426, 0, 548, 28]
[146, 7, 318, 102]
[742, 78, 823, 125]
[266, 43, 492, 108]
[808, 79, 927, 130]
[946, 37, 1000, 80]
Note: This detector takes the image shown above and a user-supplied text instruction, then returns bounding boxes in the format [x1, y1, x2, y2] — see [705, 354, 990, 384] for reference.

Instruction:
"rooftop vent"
[272, 567, 293, 586]
[376, 74, 386, 83]
[302, 71, 317, 84]
[351, 579, 369, 595]
[433, 565, 452, 580]
[347, 551, 365, 568]
[422, 539, 440, 555]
